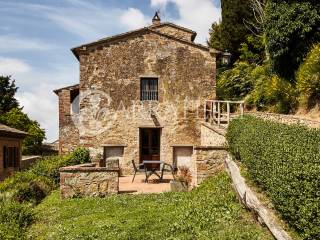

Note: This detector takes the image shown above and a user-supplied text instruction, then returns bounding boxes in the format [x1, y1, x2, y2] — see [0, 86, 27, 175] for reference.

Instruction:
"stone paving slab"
[119, 174, 173, 194]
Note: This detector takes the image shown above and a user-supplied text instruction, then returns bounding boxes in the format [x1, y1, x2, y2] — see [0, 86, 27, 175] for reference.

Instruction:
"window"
[141, 78, 158, 101]
[3, 146, 19, 168]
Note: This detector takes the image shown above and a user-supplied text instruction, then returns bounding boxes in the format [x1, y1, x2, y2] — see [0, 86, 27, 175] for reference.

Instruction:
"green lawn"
[28, 172, 273, 240]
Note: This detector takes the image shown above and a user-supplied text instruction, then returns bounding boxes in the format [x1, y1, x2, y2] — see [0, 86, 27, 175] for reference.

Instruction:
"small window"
[141, 78, 158, 101]
[3, 147, 18, 168]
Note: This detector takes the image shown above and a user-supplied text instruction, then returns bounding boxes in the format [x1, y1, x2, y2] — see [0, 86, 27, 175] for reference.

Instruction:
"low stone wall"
[59, 159, 119, 198]
[194, 146, 228, 185]
[21, 156, 41, 170]
[248, 112, 320, 128]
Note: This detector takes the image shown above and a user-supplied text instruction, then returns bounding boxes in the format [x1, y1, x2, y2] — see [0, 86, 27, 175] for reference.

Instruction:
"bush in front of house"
[0, 147, 90, 239]
[0, 201, 34, 239]
[226, 115, 320, 239]
[0, 147, 91, 204]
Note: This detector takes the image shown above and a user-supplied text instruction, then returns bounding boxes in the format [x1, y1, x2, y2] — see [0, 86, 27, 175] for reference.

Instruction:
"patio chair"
[160, 162, 176, 180]
[131, 160, 145, 183]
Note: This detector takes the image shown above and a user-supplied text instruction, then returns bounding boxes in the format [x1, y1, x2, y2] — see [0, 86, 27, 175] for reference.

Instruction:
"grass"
[28, 172, 273, 240]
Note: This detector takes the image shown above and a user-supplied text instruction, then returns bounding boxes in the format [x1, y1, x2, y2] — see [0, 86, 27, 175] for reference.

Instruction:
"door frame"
[139, 127, 162, 166]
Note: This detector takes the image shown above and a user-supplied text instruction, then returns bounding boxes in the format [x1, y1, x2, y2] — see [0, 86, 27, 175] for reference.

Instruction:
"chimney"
[152, 11, 161, 25]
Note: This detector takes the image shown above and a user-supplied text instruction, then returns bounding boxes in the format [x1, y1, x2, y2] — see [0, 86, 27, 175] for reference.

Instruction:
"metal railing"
[205, 100, 245, 126]
[141, 90, 158, 101]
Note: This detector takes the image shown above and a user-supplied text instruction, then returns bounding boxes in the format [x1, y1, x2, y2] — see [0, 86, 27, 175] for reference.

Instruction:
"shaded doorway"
[139, 128, 161, 168]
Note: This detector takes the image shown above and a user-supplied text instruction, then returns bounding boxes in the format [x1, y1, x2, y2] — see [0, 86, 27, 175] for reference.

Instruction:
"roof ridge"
[71, 24, 208, 60]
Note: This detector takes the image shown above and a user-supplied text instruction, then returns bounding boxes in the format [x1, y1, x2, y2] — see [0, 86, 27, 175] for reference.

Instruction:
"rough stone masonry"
[54, 14, 218, 176]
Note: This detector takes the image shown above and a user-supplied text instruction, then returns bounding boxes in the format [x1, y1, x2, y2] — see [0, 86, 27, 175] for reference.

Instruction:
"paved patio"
[119, 174, 174, 194]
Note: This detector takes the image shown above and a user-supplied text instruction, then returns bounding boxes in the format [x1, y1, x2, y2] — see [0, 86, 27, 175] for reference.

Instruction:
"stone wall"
[248, 112, 320, 128]
[58, 89, 79, 155]
[194, 146, 227, 185]
[200, 123, 226, 146]
[153, 25, 194, 42]
[60, 159, 119, 198]
[20, 156, 41, 170]
[75, 30, 216, 174]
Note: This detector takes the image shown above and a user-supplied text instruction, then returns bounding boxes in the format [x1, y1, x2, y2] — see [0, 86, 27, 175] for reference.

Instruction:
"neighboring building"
[0, 124, 27, 180]
[54, 13, 217, 174]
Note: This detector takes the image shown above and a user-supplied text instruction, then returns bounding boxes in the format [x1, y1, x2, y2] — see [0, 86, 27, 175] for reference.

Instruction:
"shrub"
[69, 147, 91, 165]
[30, 147, 90, 184]
[0, 201, 34, 239]
[0, 147, 91, 203]
[297, 44, 320, 109]
[0, 148, 90, 239]
[226, 116, 320, 239]
[246, 74, 298, 113]
[11, 177, 54, 204]
[217, 61, 255, 101]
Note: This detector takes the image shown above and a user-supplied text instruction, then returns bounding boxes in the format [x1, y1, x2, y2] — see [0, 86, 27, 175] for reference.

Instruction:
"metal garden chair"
[131, 160, 145, 182]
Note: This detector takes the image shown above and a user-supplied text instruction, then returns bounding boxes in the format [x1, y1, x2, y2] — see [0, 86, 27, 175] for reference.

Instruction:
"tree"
[265, 1, 320, 79]
[208, 22, 223, 51]
[0, 108, 46, 154]
[219, 0, 255, 62]
[296, 44, 320, 109]
[0, 76, 20, 114]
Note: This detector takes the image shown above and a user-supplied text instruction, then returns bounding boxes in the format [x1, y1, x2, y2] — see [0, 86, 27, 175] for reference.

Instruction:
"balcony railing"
[205, 100, 245, 126]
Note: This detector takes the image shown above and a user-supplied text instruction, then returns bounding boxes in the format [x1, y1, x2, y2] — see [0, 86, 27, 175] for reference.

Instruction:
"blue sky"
[0, 0, 221, 141]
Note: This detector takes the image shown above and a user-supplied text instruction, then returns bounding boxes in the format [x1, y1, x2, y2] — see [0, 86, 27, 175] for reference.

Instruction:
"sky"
[0, 0, 221, 142]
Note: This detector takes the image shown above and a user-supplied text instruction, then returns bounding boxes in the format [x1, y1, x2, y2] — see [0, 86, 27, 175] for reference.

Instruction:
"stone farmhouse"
[54, 13, 220, 175]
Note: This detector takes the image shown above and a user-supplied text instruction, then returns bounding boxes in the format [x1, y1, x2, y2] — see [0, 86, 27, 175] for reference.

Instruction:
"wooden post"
[240, 103, 244, 116]
[211, 101, 215, 124]
[217, 101, 221, 126]
[227, 101, 230, 124]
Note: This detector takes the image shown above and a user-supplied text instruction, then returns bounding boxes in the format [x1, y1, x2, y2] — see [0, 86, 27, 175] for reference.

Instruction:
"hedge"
[226, 116, 320, 239]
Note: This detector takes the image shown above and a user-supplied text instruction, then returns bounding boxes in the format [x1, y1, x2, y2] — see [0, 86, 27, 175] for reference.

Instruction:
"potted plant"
[170, 166, 192, 192]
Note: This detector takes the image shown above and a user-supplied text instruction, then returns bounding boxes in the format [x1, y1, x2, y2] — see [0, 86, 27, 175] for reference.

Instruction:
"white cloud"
[16, 1, 149, 41]
[120, 8, 149, 29]
[16, 84, 58, 142]
[0, 35, 56, 52]
[12, 65, 78, 142]
[150, 0, 169, 8]
[0, 58, 31, 75]
[150, 0, 221, 43]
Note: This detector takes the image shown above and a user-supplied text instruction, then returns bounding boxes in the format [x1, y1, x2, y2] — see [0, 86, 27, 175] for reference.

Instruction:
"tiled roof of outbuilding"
[0, 123, 28, 137]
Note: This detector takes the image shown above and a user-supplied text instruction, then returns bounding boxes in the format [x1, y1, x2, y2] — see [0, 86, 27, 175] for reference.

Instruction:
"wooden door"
[140, 128, 161, 166]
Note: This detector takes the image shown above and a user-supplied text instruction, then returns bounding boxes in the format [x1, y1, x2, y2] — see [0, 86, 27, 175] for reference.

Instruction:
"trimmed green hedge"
[226, 116, 320, 239]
